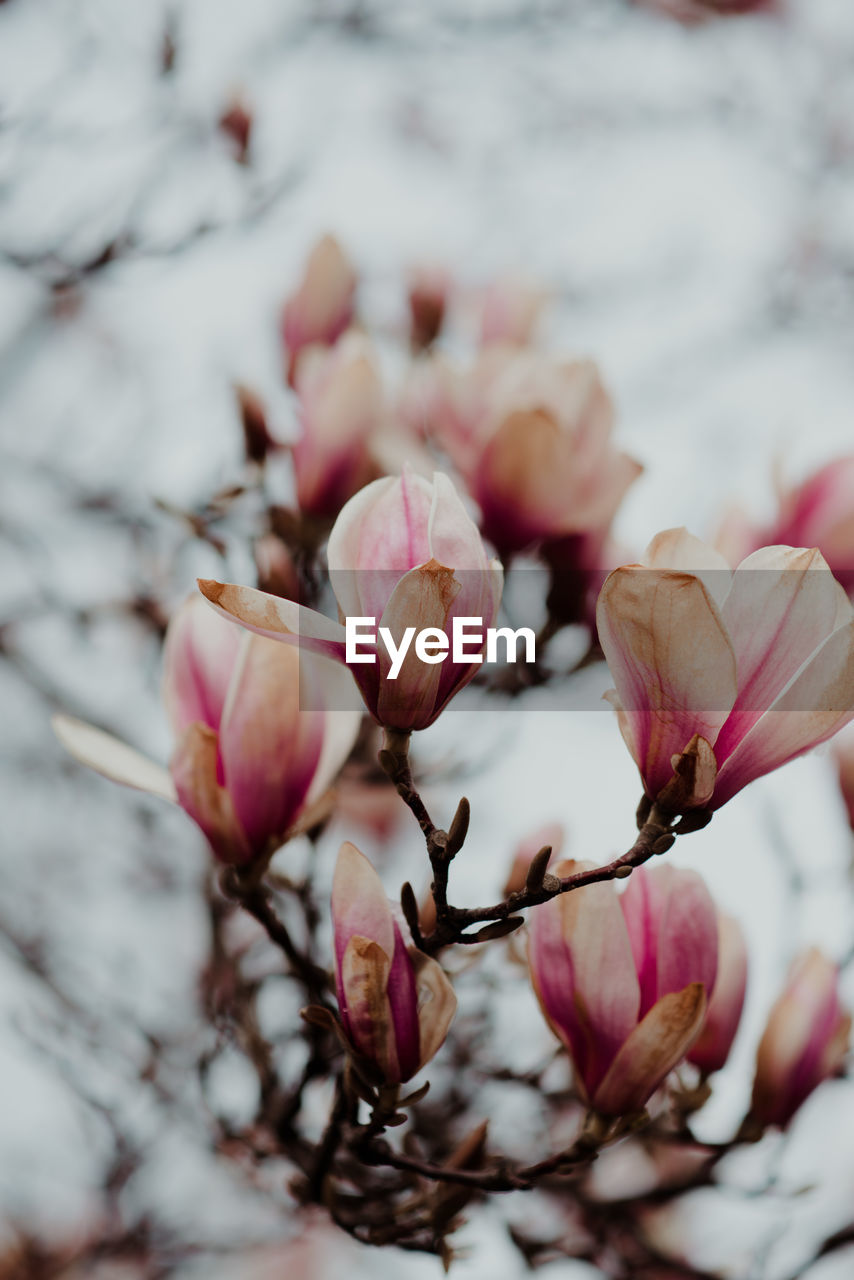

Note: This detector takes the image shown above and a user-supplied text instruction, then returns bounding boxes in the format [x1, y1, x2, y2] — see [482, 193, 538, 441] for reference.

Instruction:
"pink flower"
[420, 350, 641, 556]
[281, 235, 356, 375]
[687, 915, 748, 1075]
[722, 457, 854, 595]
[597, 528, 854, 811]
[528, 863, 717, 1115]
[750, 949, 850, 1129]
[332, 841, 456, 1083]
[198, 469, 503, 733]
[291, 332, 384, 519]
[53, 596, 359, 865]
[478, 275, 544, 348]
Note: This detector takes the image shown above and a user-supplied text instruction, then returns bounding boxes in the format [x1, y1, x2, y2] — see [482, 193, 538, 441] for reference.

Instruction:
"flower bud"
[597, 528, 854, 812]
[281, 235, 356, 377]
[528, 863, 717, 1116]
[332, 842, 456, 1083]
[218, 94, 252, 164]
[687, 914, 748, 1075]
[750, 949, 850, 1130]
[479, 275, 543, 348]
[503, 822, 564, 897]
[408, 264, 451, 352]
[199, 469, 504, 733]
[762, 457, 854, 594]
[421, 351, 641, 556]
[291, 332, 383, 519]
[54, 596, 359, 865]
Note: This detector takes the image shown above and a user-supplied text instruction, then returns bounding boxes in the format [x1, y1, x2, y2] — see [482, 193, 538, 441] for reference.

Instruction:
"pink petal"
[218, 636, 326, 855]
[619, 866, 667, 1018]
[592, 984, 707, 1116]
[714, 547, 851, 764]
[751, 949, 848, 1127]
[688, 914, 748, 1074]
[713, 617, 854, 807]
[162, 594, 242, 738]
[385, 921, 421, 1082]
[331, 842, 395, 972]
[197, 579, 347, 664]
[528, 861, 640, 1098]
[654, 867, 718, 1008]
[596, 567, 738, 799]
[642, 528, 732, 610]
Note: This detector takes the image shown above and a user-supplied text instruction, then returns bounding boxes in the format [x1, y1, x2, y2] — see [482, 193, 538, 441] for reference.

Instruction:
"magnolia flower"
[198, 469, 503, 733]
[53, 596, 359, 865]
[597, 529, 854, 811]
[687, 914, 748, 1075]
[528, 862, 717, 1115]
[478, 275, 544, 348]
[750, 949, 850, 1130]
[719, 456, 854, 594]
[281, 235, 356, 373]
[291, 332, 384, 519]
[332, 841, 456, 1083]
[419, 350, 641, 555]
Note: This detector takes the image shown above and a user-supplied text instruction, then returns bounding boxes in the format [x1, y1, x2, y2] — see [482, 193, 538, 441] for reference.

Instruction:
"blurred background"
[4, 1, 854, 1276]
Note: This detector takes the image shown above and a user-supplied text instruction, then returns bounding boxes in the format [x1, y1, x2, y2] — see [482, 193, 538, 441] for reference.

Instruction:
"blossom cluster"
[53, 232, 854, 1264]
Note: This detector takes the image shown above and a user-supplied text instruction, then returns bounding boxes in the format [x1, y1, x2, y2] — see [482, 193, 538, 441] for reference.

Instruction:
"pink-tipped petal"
[688, 914, 748, 1074]
[529, 861, 640, 1097]
[162, 594, 242, 738]
[713, 617, 854, 807]
[218, 636, 325, 855]
[385, 921, 421, 1082]
[597, 567, 737, 799]
[655, 868, 719, 1007]
[714, 547, 851, 763]
[331, 842, 395, 970]
[751, 949, 850, 1128]
[197, 579, 347, 663]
